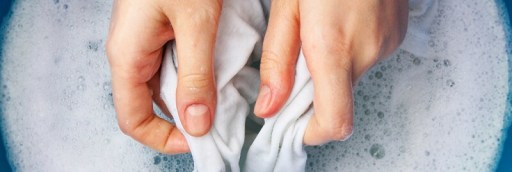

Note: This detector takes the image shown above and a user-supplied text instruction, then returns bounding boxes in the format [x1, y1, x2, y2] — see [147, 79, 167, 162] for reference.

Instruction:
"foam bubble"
[369, 144, 385, 159]
[0, 0, 193, 171]
[305, 0, 510, 171]
[0, 0, 509, 171]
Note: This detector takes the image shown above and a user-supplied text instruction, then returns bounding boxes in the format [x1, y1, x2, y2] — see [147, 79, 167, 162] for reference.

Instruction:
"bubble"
[399, 146, 406, 153]
[443, 59, 451, 67]
[102, 82, 110, 91]
[364, 134, 371, 141]
[3, 0, 510, 171]
[413, 58, 421, 65]
[377, 111, 384, 119]
[369, 144, 385, 159]
[87, 41, 99, 52]
[78, 76, 85, 82]
[363, 95, 370, 101]
[374, 72, 383, 79]
[364, 109, 371, 115]
[380, 66, 387, 71]
[102, 104, 111, 110]
[77, 84, 85, 91]
[446, 79, 455, 87]
[357, 90, 363, 96]
[428, 40, 435, 47]
[154, 156, 161, 165]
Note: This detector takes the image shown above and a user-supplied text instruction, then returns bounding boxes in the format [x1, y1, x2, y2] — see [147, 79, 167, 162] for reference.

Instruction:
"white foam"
[1, 1, 193, 171]
[305, 1, 510, 171]
[0, 0, 509, 171]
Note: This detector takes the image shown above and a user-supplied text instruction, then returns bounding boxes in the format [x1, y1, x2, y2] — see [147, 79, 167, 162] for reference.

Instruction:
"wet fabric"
[160, 0, 437, 171]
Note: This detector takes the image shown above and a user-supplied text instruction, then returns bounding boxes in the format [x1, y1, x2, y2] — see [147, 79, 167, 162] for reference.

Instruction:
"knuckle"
[327, 123, 353, 141]
[117, 120, 135, 136]
[303, 40, 354, 74]
[107, 46, 159, 82]
[382, 31, 406, 58]
[366, 38, 385, 59]
[119, 60, 157, 83]
[332, 125, 354, 141]
[179, 73, 213, 91]
[117, 114, 155, 139]
[315, 115, 353, 141]
[178, 1, 222, 28]
[193, 9, 218, 26]
[302, 27, 352, 56]
[361, 29, 387, 60]
[260, 50, 291, 74]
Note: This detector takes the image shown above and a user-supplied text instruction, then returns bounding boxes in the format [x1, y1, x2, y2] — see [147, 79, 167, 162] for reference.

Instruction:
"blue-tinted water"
[496, 0, 512, 171]
[0, 0, 13, 171]
[0, 0, 510, 171]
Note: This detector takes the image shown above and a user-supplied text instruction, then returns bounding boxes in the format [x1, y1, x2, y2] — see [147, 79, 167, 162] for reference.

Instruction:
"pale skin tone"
[256, 0, 409, 145]
[106, 0, 408, 154]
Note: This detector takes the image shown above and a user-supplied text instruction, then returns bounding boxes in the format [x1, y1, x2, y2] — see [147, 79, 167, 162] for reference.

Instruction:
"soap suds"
[0, 0, 509, 171]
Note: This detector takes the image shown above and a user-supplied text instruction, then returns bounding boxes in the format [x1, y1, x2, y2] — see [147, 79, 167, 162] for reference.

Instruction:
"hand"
[106, 0, 222, 154]
[254, 0, 408, 145]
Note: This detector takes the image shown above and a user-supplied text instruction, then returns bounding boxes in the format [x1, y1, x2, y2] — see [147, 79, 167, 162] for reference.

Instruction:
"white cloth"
[1, 0, 509, 171]
[160, 0, 266, 171]
[400, 0, 439, 56]
[160, 0, 437, 171]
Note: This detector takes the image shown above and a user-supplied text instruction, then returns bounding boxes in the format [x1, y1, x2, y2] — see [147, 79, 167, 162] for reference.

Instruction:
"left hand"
[254, 0, 409, 145]
[106, 0, 222, 154]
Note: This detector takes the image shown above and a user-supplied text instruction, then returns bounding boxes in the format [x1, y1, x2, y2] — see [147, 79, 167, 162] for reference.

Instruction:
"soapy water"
[0, 0, 511, 171]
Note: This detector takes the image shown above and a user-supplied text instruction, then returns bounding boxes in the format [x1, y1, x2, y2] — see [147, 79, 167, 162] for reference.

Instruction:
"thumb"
[254, 0, 301, 118]
[302, 47, 354, 145]
[167, 1, 222, 136]
[301, 0, 354, 145]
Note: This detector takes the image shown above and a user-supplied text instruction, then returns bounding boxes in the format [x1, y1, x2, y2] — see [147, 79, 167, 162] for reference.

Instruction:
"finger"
[300, 0, 354, 145]
[165, 1, 222, 136]
[107, 0, 174, 60]
[109, 57, 189, 154]
[106, 0, 188, 154]
[254, 0, 300, 118]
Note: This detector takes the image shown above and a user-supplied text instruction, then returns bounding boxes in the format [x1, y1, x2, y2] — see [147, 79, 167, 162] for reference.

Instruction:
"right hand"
[106, 0, 222, 154]
[254, 0, 408, 145]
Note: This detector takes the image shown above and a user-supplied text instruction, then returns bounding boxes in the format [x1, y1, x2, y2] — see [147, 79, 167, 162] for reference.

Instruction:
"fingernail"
[340, 126, 354, 141]
[185, 104, 211, 136]
[254, 85, 271, 116]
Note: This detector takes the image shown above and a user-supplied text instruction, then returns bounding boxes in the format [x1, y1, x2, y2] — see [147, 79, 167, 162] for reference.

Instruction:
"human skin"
[106, 0, 222, 154]
[106, 0, 408, 154]
[254, 0, 409, 145]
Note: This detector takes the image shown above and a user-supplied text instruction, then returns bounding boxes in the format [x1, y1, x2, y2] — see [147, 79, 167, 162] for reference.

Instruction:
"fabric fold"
[160, 0, 265, 171]
[160, 0, 438, 171]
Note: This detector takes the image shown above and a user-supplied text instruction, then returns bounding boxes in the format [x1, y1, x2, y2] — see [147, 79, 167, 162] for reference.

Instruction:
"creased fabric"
[160, 0, 437, 171]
